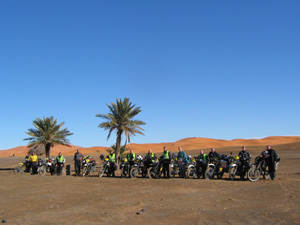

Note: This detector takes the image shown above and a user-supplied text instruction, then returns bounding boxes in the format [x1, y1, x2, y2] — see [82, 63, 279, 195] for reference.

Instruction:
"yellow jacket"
[29, 155, 38, 162]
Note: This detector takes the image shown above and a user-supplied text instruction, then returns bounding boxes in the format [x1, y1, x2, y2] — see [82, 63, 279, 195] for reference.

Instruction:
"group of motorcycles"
[14, 156, 65, 176]
[15, 152, 278, 182]
[96, 152, 279, 182]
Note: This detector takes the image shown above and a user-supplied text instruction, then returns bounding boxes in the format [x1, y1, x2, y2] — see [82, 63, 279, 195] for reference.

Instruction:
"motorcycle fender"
[230, 164, 237, 168]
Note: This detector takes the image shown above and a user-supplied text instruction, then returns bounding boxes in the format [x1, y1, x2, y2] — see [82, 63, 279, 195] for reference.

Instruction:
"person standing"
[177, 147, 187, 178]
[265, 145, 279, 180]
[238, 146, 251, 168]
[56, 152, 65, 175]
[106, 150, 117, 177]
[127, 149, 136, 171]
[73, 149, 83, 176]
[29, 151, 38, 175]
[161, 146, 171, 178]
[196, 150, 208, 178]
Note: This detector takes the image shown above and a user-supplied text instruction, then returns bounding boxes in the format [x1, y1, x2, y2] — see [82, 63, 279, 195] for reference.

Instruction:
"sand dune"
[0, 136, 299, 157]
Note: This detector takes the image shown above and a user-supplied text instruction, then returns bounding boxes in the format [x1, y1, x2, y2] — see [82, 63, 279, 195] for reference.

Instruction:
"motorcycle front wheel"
[39, 166, 46, 176]
[205, 167, 214, 180]
[147, 167, 156, 179]
[82, 167, 87, 177]
[248, 168, 260, 182]
[229, 167, 237, 180]
[14, 166, 23, 174]
[98, 167, 105, 177]
[130, 168, 139, 178]
[187, 167, 196, 179]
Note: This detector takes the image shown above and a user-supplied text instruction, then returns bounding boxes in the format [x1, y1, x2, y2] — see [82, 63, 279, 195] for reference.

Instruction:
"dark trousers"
[178, 161, 186, 178]
[31, 162, 38, 174]
[268, 162, 276, 179]
[75, 160, 81, 175]
[162, 161, 170, 178]
[56, 163, 64, 175]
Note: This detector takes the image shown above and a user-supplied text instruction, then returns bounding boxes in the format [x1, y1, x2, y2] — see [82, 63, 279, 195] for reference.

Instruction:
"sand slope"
[1, 136, 299, 157]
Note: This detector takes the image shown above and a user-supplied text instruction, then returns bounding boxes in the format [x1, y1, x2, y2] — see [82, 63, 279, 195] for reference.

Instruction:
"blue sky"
[0, 1, 299, 150]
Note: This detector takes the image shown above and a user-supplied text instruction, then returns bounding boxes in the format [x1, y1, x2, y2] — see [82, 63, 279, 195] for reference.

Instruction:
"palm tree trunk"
[115, 130, 122, 168]
[45, 143, 51, 158]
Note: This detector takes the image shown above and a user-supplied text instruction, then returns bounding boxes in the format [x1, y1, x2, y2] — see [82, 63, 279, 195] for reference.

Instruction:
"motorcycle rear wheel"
[217, 171, 224, 179]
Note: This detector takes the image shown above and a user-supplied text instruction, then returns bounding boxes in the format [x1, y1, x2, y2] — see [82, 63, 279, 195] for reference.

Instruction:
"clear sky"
[0, 1, 299, 150]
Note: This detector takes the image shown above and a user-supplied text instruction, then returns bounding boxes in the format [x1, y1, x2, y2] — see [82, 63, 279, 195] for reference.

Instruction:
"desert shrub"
[28, 145, 45, 156]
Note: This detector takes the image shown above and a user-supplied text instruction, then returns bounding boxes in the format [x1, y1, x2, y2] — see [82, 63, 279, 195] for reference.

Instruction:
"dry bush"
[27, 145, 45, 156]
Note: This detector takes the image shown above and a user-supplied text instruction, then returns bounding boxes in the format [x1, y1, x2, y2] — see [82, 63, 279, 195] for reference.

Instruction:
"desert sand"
[1, 136, 300, 157]
[0, 137, 300, 224]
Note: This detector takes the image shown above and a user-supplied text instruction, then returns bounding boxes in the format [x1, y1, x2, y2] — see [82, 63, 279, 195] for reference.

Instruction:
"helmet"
[234, 155, 239, 160]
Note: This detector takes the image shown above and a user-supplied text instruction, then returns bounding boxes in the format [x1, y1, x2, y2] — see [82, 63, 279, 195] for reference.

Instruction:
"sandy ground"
[1, 146, 300, 225]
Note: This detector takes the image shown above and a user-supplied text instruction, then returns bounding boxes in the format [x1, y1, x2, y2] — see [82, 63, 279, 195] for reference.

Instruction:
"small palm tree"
[96, 98, 146, 164]
[24, 116, 73, 158]
[107, 144, 129, 157]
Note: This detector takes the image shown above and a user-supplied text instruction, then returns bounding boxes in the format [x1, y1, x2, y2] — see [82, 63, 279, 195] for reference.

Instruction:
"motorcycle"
[248, 153, 280, 182]
[14, 158, 46, 176]
[147, 158, 163, 179]
[205, 159, 224, 180]
[171, 157, 187, 178]
[37, 158, 46, 176]
[81, 156, 97, 177]
[187, 157, 208, 179]
[187, 157, 197, 178]
[14, 158, 31, 174]
[229, 155, 249, 180]
[120, 158, 130, 178]
[99, 158, 116, 177]
[130, 155, 145, 178]
[45, 158, 57, 175]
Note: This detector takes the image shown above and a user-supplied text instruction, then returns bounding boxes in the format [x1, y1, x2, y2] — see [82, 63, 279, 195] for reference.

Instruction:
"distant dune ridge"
[0, 136, 299, 157]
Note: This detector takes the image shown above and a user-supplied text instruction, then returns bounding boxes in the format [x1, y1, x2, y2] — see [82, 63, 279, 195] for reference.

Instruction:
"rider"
[208, 148, 220, 162]
[238, 146, 251, 170]
[144, 149, 156, 166]
[265, 145, 279, 180]
[56, 152, 65, 175]
[196, 150, 208, 178]
[127, 149, 136, 171]
[29, 151, 38, 175]
[106, 150, 117, 177]
[208, 148, 221, 172]
[73, 149, 84, 176]
[177, 147, 188, 178]
[161, 146, 171, 178]
[24, 155, 31, 172]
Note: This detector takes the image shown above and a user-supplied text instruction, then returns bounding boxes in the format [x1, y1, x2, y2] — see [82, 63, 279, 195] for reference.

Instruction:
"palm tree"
[108, 144, 129, 157]
[96, 98, 146, 164]
[24, 116, 73, 158]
